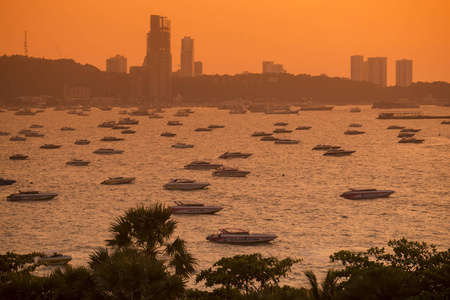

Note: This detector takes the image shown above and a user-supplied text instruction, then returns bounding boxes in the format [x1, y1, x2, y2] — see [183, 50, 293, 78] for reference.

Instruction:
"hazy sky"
[1, 0, 449, 85]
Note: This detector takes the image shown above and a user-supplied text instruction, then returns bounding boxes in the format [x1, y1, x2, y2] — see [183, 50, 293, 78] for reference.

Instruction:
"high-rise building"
[396, 59, 413, 87]
[106, 55, 127, 73]
[367, 57, 387, 87]
[262, 61, 286, 74]
[195, 61, 203, 76]
[144, 15, 172, 104]
[180, 37, 194, 77]
[350, 55, 364, 81]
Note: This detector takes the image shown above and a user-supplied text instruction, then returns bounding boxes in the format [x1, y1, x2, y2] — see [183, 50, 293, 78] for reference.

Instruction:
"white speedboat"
[167, 120, 182, 126]
[7, 190, 58, 201]
[273, 128, 292, 133]
[161, 132, 176, 137]
[93, 148, 124, 155]
[61, 127, 75, 131]
[74, 139, 91, 145]
[171, 201, 223, 214]
[206, 228, 278, 244]
[340, 188, 395, 200]
[172, 142, 195, 148]
[163, 179, 210, 190]
[66, 159, 90, 166]
[274, 139, 300, 144]
[312, 145, 341, 150]
[195, 127, 213, 132]
[38, 252, 72, 265]
[101, 177, 136, 185]
[40, 144, 62, 149]
[344, 130, 365, 135]
[212, 167, 250, 177]
[251, 132, 272, 137]
[398, 138, 425, 143]
[219, 152, 252, 159]
[184, 161, 224, 170]
[100, 136, 124, 141]
[10, 136, 27, 141]
[323, 149, 355, 156]
[9, 154, 28, 160]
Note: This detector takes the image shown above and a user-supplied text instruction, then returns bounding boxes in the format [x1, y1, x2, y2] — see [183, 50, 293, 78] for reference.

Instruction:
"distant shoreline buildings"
[106, 55, 127, 73]
[351, 55, 413, 87]
[262, 61, 286, 74]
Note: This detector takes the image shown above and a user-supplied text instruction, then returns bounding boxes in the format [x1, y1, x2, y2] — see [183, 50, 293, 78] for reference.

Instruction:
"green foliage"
[303, 269, 338, 300]
[0, 252, 42, 281]
[196, 253, 301, 295]
[330, 238, 450, 297]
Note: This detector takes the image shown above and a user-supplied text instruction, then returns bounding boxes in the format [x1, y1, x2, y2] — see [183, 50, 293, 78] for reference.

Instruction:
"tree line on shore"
[1, 204, 449, 299]
[1, 55, 449, 106]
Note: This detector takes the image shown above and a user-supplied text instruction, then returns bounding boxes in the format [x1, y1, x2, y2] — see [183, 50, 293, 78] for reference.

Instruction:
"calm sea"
[1, 105, 449, 286]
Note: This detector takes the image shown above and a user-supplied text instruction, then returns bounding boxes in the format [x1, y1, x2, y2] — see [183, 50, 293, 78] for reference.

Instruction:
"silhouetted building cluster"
[351, 55, 413, 87]
[106, 55, 127, 73]
[262, 61, 286, 74]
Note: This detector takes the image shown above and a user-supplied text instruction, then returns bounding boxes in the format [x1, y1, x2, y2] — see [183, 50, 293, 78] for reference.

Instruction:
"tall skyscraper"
[350, 55, 364, 81]
[180, 37, 194, 77]
[262, 61, 286, 74]
[367, 57, 387, 87]
[144, 15, 172, 104]
[396, 59, 413, 87]
[194, 61, 203, 76]
[106, 55, 127, 73]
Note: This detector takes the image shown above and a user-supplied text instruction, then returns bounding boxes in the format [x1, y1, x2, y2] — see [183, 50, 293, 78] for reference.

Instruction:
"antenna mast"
[24, 31, 28, 57]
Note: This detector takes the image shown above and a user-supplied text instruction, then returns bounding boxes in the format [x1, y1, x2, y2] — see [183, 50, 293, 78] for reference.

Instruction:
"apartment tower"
[396, 59, 413, 87]
[106, 55, 127, 73]
[144, 15, 172, 104]
[194, 61, 203, 76]
[350, 55, 364, 81]
[180, 37, 194, 77]
[367, 57, 387, 87]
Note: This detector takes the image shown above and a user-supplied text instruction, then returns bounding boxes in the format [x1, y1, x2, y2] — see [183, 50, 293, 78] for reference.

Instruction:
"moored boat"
[260, 136, 278, 141]
[295, 126, 312, 130]
[208, 124, 225, 129]
[398, 138, 425, 143]
[400, 128, 421, 133]
[340, 188, 395, 200]
[163, 179, 210, 190]
[344, 130, 365, 135]
[274, 139, 300, 144]
[219, 152, 253, 159]
[9, 154, 28, 160]
[167, 120, 182, 126]
[387, 125, 405, 129]
[7, 190, 58, 201]
[323, 149, 355, 156]
[40, 144, 62, 149]
[273, 128, 292, 134]
[171, 201, 223, 214]
[172, 142, 195, 148]
[38, 252, 72, 265]
[312, 145, 341, 150]
[206, 228, 278, 244]
[251, 132, 272, 137]
[10, 136, 27, 141]
[184, 161, 224, 170]
[195, 127, 213, 132]
[0, 178, 16, 185]
[101, 177, 136, 185]
[66, 159, 90, 166]
[212, 167, 250, 177]
[160, 132, 176, 137]
[93, 148, 124, 155]
[74, 139, 91, 145]
[100, 136, 125, 141]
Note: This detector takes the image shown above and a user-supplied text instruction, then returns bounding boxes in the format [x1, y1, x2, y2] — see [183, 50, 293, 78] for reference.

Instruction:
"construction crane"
[24, 31, 28, 56]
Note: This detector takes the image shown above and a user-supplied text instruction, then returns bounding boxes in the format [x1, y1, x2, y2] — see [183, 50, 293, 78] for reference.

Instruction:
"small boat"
[121, 129, 136, 134]
[344, 130, 365, 135]
[274, 139, 300, 144]
[251, 132, 273, 137]
[0, 131, 10, 136]
[38, 252, 72, 265]
[398, 138, 425, 143]
[15, 108, 36, 115]
[61, 127, 75, 131]
[206, 228, 278, 244]
[29, 124, 43, 128]
[441, 121, 450, 124]
[40, 144, 62, 149]
[312, 145, 341, 150]
[93, 148, 124, 155]
[66, 159, 90, 166]
[260, 136, 279, 141]
[74, 139, 91, 145]
[100, 136, 125, 142]
[229, 108, 247, 114]
[10, 136, 27, 141]
[219, 152, 253, 159]
[397, 132, 415, 138]
[163, 179, 210, 190]
[99, 106, 113, 111]
[208, 125, 225, 129]
[195, 127, 213, 132]
[323, 149, 355, 156]
[350, 107, 361, 113]
[167, 120, 182, 126]
[118, 118, 139, 125]
[349, 123, 362, 127]
[173, 112, 189, 117]
[111, 125, 130, 130]
[98, 121, 117, 128]
[0, 178, 16, 185]
[129, 109, 149, 116]
[212, 167, 250, 177]
[274, 122, 288, 126]
[171, 201, 223, 214]
[295, 126, 312, 130]
[400, 128, 421, 133]
[18, 129, 33, 134]
[149, 113, 163, 118]
[25, 132, 45, 137]
[184, 161, 224, 170]
[172, 142, 195, 148]
[300, 105, 334, 111]
[340, 188, 395, 200]
[161, 132, 176, 137]
[77, 111, 89, 116]
[101, 177, 136, 185]
[387, 125, 405, 129]
[9, 154, 28, 160]
[273, 128, 292, 134]
[7, 190, 58, 201]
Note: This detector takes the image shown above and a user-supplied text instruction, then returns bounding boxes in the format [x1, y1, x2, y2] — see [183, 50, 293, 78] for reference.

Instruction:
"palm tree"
[304, 269, 338, 300]
[106, 204, 197, 278]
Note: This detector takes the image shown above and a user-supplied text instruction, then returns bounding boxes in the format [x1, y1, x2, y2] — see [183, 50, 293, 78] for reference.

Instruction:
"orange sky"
[1, 0, 449, 85]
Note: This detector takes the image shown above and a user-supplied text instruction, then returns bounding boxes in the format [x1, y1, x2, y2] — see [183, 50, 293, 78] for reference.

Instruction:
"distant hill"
[0, 55, 448, 105]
